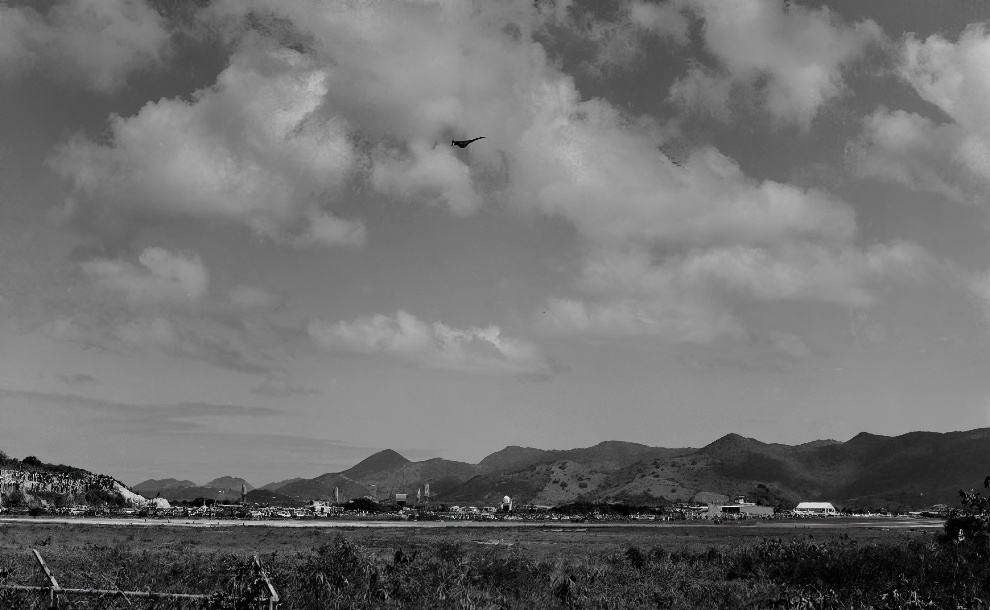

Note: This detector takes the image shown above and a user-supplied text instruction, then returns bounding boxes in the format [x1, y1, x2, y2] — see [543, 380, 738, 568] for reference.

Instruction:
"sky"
[0, 0, 989, 487]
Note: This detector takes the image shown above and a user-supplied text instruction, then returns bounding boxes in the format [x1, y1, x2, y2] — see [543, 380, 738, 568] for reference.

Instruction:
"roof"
[795, 502, 835, 509]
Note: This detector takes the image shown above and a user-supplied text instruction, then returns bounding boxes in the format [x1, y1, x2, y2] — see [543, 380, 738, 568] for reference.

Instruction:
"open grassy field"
[0, 520, 987, 608]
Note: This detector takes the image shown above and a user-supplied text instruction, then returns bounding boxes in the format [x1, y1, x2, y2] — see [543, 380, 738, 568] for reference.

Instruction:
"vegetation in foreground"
[0, 527, 986, 609]
[0, 478, 986, 609]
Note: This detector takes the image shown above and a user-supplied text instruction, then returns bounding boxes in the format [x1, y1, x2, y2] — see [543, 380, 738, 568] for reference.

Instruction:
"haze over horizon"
[1, 0, 989, 485]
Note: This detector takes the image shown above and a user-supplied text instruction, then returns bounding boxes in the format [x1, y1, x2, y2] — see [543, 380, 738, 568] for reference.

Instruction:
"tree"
[944, 475, 989, 545]
[21, 456, 42, 467]
[5, 489, 26, 507]
[344, 497, 380, 512]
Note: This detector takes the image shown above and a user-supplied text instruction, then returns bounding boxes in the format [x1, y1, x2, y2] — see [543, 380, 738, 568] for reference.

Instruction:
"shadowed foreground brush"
[0, 528, 988, 609]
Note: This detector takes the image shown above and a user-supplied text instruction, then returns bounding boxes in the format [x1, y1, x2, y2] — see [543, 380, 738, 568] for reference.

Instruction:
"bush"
[344, 497, 380, 512]
[944, 475, 990, 549]
[2, 531, 990, 609]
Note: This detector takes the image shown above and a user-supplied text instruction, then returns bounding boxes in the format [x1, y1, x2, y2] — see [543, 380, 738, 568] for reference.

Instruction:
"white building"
[147, 497, 171, 510]
[707, 497, 774, 517]
[794, 502, 837, 516]
[310, 500, 341, 516]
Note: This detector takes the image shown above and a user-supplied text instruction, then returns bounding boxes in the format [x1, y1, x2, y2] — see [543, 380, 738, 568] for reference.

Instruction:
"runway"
[0, 516, 945, 530]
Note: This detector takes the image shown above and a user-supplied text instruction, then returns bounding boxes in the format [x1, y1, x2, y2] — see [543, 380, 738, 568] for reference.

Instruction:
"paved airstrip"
[0, 516, 945, 530]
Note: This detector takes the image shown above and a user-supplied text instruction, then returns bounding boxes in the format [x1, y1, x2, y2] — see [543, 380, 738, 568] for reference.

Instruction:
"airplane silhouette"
[451, 137, 485, 148]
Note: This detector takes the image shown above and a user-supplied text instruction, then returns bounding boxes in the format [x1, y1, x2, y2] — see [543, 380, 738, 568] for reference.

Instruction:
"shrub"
[947, 476, 990, 543]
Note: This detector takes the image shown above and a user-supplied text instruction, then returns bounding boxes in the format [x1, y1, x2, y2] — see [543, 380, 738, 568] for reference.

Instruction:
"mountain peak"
[797, 439, 840, 449]
[341, 449, 410, 479]
[698, 433, 768, 458]
[707, 433, 757, 446]
[477, 446, 548, 473]
[847, 431, 888, 444]
[204, 476, 254, 491]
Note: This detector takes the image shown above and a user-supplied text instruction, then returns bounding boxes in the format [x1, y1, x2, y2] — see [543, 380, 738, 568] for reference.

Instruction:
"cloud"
[0, 388, 284, 436]
[668, 0, 882, 129]
[629, 1, 690, 43]
[568, 1, 690, 76]
[308, 310, 551, 378]
[850, 25, 990, 204]
[48, 0, 579, 242]
[768, 331, 811, 358]
[505, 85, 930, 341]
[69, 247, 298, 374]
[115, 316, 180, 349]
[113, 314, 282, 374]
[517, 121, 858, 248]
[250, 371, 319, 398]
[229, 285, 282, 312]
[49, 36, 365, 247]
[46, 0, 928, 346]
[56, 373, 101, 387]
[371, 142, 483, 216]
[81, 247, 209, 305]
[48, 302, 295, 375]
[540, 241, 929, 342]
[0, 0, 169, 93]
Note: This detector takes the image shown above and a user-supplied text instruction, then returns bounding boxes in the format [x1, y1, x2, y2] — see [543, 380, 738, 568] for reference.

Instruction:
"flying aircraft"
[451, 137, 485, 148]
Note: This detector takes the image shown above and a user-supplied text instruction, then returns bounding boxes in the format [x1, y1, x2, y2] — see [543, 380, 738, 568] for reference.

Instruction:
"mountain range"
[127, 428, 990, 510]
[132, 476, 254, 501]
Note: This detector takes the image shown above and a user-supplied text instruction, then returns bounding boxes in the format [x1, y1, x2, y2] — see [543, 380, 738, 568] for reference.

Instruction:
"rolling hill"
[132, 476, 254, 502]
[438, 429, 989, 510]
[132, 478, 197, 495]
[275, 473, 369, 501]
[204, 476, 254, 492]
[245, 488, 303, 506]
[121, 427, 990, 510]
[259, 477, 304, 491]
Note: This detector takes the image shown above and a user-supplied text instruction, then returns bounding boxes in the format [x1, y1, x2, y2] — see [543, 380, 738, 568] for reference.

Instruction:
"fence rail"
[0, 548, 279, 609]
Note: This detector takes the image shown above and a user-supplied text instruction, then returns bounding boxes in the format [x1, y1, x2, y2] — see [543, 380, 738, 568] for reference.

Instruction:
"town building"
[794, 502, 837, 516]
[707, 496, 774, 517]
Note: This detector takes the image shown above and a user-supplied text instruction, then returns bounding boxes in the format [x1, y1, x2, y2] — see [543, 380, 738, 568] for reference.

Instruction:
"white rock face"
[114, 482, 148, 506]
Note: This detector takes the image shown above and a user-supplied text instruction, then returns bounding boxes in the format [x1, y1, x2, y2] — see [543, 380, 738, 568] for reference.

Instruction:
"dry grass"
[0, 522, 986, 609]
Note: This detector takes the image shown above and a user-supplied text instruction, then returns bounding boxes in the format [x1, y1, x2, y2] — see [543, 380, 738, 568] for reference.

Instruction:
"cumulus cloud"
[850, 108, 975, 202]
[541, 241, 929, 342]
[0, 0, 169, 92]
[668, 0, 882, 129]
[81, 247, 208, 305]
[516, 107, 858, 247]
[629, 1, 690, 42]
[851, 25, 990, 204]
[308, 310, 551, 378]
[49, 37, 365, 247]
[504, 80, 929, 340]
[371, 142, 483, 216]
[48, 0, 579, 242]
[48, 0, 928, 346]
[568, 1, 690, 76]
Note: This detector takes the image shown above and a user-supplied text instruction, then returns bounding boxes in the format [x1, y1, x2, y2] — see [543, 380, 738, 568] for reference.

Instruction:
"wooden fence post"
[253, 555, 279, 610]
[32, 549, 62, 609]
